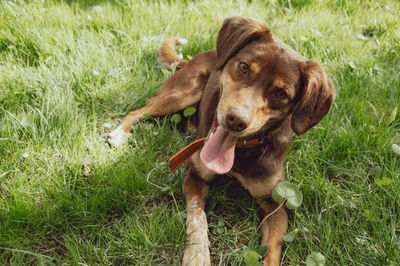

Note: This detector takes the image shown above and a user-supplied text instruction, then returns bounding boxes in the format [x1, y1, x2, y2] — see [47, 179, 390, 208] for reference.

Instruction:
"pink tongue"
[200, 126, 238, 174]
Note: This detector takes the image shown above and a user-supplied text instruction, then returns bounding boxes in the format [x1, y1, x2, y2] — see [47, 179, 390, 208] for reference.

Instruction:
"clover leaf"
[282, 229, 299, 243]
[170, 114, 181, 124]
[374, 176, 392, 186]
[244, 251, 262, 266]
[244, 249, 263, 266]
[243, 245, 268, 266]
[306, 252, 326, 266]
[272, 181, 303, 210]
[183, 106, 196, 117]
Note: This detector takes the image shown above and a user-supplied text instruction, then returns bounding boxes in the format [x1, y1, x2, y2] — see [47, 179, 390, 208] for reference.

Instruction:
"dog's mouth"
[200, 124, 237, 175]
[199, 113, 239, 175]
[199, 111, 279, 175]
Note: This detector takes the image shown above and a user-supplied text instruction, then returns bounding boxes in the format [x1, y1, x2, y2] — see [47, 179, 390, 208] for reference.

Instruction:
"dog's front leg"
[182, 169, 211, 266]
[258, 198, 288, 266]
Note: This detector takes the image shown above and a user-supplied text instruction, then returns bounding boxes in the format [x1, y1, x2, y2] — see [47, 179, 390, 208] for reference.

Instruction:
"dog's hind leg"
[108, 88, 202, 146]
[108, 84, 201, 146]
[108, 49, 217, 146]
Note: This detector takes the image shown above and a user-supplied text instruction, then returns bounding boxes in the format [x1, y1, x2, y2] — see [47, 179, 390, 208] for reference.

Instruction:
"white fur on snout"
[217, 101, 255, 138]
[233, 104, 252, 123]
[108, 127, 130, 146]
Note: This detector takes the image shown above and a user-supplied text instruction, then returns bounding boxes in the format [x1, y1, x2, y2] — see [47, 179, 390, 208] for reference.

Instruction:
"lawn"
[0, 0, 399, 265]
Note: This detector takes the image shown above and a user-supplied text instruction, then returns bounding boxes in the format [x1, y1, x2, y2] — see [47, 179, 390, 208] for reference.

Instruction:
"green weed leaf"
[374, 177, 392, 186]
[255, 245, 269, 257]
[217, 219, 224, 227]
[243, 246, 268, 265]
[161, 68, 170, 75]
[306, 252, 326, 266]
[244, 250, 262, 266]
[183, 106, 196, 117]
[170, 114, 181, 124]
[364, 209, 374, 220]
[282, 229, 299, 243]
[272, 181, 303, 210]
[213, 219, 225, 234]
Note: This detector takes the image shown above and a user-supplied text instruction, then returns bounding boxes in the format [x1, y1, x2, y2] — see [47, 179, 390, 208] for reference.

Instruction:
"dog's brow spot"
[250, 63, 261, 75]
[272, 78, 286, 88]
[260, 106, 270, 114]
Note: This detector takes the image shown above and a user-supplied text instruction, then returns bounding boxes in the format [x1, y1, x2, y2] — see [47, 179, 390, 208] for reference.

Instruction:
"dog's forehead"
[237, 39, 302, 81]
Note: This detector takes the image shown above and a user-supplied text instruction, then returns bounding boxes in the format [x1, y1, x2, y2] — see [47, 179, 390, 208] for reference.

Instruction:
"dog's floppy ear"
[291, 61, 335, 135]
[216, 16, 271, 70]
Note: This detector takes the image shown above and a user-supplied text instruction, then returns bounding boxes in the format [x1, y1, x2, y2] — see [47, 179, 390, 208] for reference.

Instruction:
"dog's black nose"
[226, 112, 249, 132]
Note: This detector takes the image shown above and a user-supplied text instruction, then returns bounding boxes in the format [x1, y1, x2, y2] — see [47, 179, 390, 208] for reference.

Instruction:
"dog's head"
[216, 16, 335, 137]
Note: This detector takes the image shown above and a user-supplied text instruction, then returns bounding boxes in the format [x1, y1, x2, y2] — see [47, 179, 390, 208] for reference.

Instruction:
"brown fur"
[157, 37, 188, 69]
[109, 16, 335, 265]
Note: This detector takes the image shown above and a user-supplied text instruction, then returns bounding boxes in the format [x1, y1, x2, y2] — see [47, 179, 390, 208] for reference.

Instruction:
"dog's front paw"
[263, 252, 280, 266]
[108, 127, 130, 146]
[182, 243, 210, 266]
[182, 208, 210, 266]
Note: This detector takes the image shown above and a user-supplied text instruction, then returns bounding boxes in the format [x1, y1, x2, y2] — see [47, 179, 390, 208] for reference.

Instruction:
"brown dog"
[109, 16, 335, 265]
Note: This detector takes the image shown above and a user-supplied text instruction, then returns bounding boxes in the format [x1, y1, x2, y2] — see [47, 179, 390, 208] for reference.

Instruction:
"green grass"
[0, 0, 399, 265]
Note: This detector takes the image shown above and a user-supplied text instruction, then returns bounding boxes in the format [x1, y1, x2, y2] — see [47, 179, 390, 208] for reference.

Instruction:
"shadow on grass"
[0, 134, 268, 264]
[0, 141, 184, 264]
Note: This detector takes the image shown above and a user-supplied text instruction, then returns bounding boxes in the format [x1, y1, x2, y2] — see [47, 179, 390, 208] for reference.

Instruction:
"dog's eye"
[275, 89, 288, 99]
[238, 62, 249, 74]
